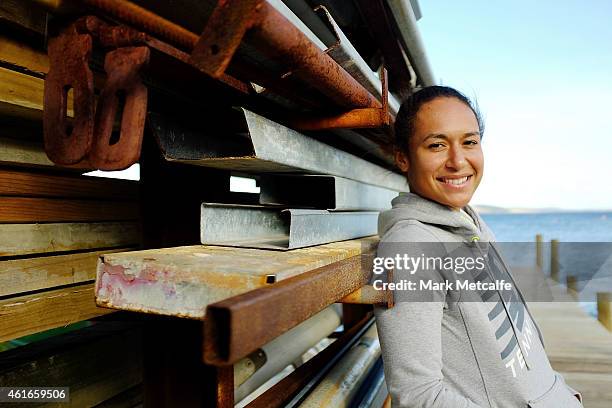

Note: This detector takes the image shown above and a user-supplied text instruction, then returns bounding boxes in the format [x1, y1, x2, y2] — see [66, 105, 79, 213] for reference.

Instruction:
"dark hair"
[394, 85, 484, 153]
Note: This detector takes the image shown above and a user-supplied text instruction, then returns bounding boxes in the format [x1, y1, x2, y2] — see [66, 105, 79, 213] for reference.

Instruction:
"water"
[481, 211, 612, 242]
[481, 211, 612, 317]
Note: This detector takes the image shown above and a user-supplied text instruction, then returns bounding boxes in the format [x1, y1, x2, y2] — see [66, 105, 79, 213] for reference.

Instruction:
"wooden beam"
[0, 0, 47, 36]
[0, 66, 45, 120]
[0, 197, 140, 222]
[0, 221, 141, 257]
[0, 283, 113, 342]
[0, 322, 143, 406]
[0, 247, 133, 297]
[0, 33, 48, 76]
[96, 237, 378, 319]
[0, 136, 54, 167]
[0, 168, 139, 199]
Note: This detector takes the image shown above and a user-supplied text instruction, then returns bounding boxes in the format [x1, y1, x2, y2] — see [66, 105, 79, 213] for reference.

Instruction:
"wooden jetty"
[514, 266, 612, 408]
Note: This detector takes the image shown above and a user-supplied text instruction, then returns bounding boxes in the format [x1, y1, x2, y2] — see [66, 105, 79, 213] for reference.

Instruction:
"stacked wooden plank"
[1, 1, 399, 407]
[0, 1, 141, 352]
[0, 168, 142, 342]
[0, 5, 146, 404]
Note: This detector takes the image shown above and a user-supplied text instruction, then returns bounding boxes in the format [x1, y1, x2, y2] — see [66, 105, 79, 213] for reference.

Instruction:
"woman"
[374, 86, 583, 407]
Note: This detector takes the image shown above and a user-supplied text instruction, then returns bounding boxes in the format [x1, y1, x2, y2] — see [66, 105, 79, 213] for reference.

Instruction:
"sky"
[417, 0, 612, 210]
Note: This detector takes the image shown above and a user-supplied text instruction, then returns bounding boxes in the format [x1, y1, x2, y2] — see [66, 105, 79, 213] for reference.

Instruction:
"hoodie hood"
[378, 192, 491, 241]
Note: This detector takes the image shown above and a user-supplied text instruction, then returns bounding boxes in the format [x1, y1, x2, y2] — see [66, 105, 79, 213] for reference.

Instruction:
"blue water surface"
[481, 211, 612, 243]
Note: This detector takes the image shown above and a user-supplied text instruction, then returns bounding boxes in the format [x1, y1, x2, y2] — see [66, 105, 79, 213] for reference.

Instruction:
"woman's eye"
[428, 143, 444, 149]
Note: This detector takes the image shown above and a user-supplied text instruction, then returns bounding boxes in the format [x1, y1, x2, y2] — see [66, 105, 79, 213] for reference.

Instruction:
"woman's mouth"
[437, 175, 472, 188]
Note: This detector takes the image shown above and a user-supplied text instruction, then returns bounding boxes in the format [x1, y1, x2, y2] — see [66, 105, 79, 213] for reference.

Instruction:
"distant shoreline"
[474, 205, 612, 214]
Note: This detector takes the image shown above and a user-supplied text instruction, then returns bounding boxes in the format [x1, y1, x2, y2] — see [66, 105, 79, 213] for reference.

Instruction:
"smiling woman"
[373, 86, 584, 407]
[394, 86, 484, 210]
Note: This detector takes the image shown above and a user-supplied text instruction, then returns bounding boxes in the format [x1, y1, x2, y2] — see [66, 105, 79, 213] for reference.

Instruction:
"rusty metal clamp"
[43, 25, 95, 165]
[43, 18, 150, 170]
[91, 46, 150, 170]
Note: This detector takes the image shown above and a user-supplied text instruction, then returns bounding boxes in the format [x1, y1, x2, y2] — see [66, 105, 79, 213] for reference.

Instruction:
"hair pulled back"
[394, 86, 484, 154]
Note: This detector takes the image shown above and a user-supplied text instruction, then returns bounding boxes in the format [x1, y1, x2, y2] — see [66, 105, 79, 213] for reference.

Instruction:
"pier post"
[550, 239, 559, 281]
[536, 234, 543, 269]
[567, 275, 578, 298]
[597, 292, 612, 331]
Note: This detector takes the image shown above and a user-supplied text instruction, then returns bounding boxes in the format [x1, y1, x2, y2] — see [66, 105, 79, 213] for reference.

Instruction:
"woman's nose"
[445, 145, 466, 170]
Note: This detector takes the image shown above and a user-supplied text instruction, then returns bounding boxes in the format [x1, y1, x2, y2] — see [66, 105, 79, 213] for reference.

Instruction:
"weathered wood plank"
[516, 267, 612, 407]
[0, 66, 45, 120]
[0, 322, 143, 407]
[0, 248, 133, 297]
[0, 283, 113, 342]
[0, 0, 47, 36]
[0, 197, 140, 222]
[0, 222, 141, 257]
[0, 33, 48, 76]
[561, 371, 612, 408]
[0, 168, 139, 199]
[96, 237, 378, 318]
[0, 136, 53, 167]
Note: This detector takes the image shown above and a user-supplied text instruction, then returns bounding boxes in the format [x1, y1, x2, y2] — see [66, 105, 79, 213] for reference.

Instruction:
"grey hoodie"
[374, 192, 583, 408]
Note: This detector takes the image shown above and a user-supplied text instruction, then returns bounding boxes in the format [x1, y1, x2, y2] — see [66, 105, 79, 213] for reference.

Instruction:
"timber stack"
[0, 0, 433, 406]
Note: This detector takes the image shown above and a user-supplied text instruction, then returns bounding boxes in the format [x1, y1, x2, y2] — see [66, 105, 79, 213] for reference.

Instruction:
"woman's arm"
[374, 223, 484, 407]
[375, 302, 484, 407]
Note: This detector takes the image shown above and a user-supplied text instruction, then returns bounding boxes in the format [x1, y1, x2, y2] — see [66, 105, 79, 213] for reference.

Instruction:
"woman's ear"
[394, 150, 410, 173]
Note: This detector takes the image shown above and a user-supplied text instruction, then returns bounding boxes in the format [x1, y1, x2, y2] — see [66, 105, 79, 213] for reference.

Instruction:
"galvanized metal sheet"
[201, 203, 378, 250]
[259, 174, 397, 211]
[149, 109, 409, 192]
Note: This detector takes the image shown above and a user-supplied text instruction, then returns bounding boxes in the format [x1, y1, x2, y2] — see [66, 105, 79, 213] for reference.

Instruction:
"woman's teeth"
[441, 176, 470, 185]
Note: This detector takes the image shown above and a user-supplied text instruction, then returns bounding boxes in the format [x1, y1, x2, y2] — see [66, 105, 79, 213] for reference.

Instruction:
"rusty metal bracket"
[43, 24, 95, 165]
[203, 253, 373, 366]
[91, 46, 150, 170]
[190, 0, 379, 110]
[43, 14, 253, 170]
[44, 17, 150, 170]
[289, 66, 391, 131]
[190, 0, 263, 78]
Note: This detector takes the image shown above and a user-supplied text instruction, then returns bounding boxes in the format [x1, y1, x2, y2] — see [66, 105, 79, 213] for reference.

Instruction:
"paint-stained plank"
[0, 248, 133, 297]
[96, 237, 378, 318]
[0, 222, 141, 257]
[0, 168, 139, 199]
[0, 197, 140, 222]
[0, 283, 113, 342]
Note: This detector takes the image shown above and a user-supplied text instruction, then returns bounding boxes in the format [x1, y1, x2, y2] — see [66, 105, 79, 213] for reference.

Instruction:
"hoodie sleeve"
[374, 223, 484, 407]
[375, 303, 483, 408]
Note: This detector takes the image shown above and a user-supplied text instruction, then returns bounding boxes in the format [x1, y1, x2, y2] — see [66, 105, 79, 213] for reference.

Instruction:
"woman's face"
[396, 97, 484, 210]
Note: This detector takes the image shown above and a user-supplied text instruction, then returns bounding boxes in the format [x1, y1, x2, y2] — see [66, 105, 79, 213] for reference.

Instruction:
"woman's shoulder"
[380, 219, 442, 244]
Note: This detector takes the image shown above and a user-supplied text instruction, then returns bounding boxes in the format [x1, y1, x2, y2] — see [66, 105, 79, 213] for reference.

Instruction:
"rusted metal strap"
[91, 46, 149, 170]
[44, 18, 149, 169]
[83, 0, 199, 51]
[44, 24, 95, 165]
[191, 0, 380, 110]
[340, 284, 393, 308]
[190, 0, 263, 78]
[44, 15, 250, 170]
[289, 67, 392, 130]
[203, 253, 373, 366]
